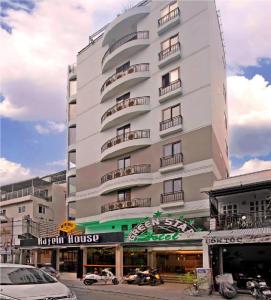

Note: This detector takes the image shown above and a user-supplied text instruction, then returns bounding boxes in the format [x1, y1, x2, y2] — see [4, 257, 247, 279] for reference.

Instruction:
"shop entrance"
[59, 248, 78, 272]
[156, 250, 203, 274]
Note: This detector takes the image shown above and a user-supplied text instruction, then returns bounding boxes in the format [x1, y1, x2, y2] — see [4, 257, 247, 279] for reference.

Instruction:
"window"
[0, 209, 6, 215]
[69, 80, 77, 96]
[118, 157, 130, 169]
[68, 151, 76, 169]
[164, 178, 182, 194]
[38, 205, 46, 214]
[161, 34, 179, 51]
[68, 201, 76, 220]
[222, 204, 237, 215]
[162, 104, 180, 121]
[118, 189, 131, 201]
[121, 225, 128, 231]
[18, 206, 25, 213]
[116, 61, 130, 73]
[68, 126, 76, 145]
[163, 141, 181, 157]
[162, 68, 179, 87]
[68, 103, 76, 122]
[117, 124, 130, 136]
[116, 92, 130, 103]
[68, 176, 76, 196]
[160, 1, 178, 17]
[224, 112, 227, 130]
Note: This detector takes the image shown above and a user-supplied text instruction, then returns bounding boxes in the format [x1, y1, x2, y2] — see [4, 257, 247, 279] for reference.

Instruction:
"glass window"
[68, 201, 76, 220]
[162, 104, 180, 120]
[170, 1, 178, 11]
[170, 68, 179, 82]
[173, 179, 182, 192]
[117, 124, 130, 136]
[160, 1, 177, 17]
[38, 205, 45, 214]
[164, 178, 182, 193]
[68, 126, 76, 145]
[118, 157, 130, 169]
[116, 92, 130, 103]
[68, 151, 76, 169]
[163, 141, 181, 156]
[116, 61, 130, 73]
[161, 34, 178, 50]
[173, 141, 181, 154]
[164, 180, 172, 194]
[162, 73, 170, 88]
[162, 68, 179, 87]
[68, 176, 76, 196]
[69, 80, 77, 96]
[163, 144, 172, 157]
[118, 189, 131, 201]
[68, 103, 76, 122]
[18, 206, 25, 213]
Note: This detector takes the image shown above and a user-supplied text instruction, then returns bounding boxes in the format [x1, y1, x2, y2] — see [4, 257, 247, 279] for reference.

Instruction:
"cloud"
[0, 157, 32, 185]
[217, 0, 271, 68]
[228, 74, 271, 158]
[231, 159, 271, 176]
[35, 121, 66, 135]
[46, 159, 66, 167]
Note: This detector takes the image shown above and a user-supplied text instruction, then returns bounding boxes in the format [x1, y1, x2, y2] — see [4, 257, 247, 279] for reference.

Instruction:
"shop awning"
[205, 227, 271, 245]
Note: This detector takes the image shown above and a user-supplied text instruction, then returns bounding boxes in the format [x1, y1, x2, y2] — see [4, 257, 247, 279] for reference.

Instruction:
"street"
[61, 279, 254, 300]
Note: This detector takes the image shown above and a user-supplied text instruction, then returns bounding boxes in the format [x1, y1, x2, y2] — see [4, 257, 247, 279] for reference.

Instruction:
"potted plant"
[106, 111, 112, 117]
[127, 201, 132, 207]
[115, 138, 121, 144]
[115, 172, 121, 177]
[128, 67, 134, 74]
[117, 105, 122, 111]
[125, 168, 132, 175]
[118, 202, 123, 209]
[107, 174, 112, 180]
[107, 141, 112, 148]
[109, 204, 114, 210]
[128, 100, 135, 106]
[116, 73, 122, 79]
[128, 133, 134, 140]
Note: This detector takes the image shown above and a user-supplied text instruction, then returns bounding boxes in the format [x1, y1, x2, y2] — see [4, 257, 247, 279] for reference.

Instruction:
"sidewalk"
[60, 274, 253, 300]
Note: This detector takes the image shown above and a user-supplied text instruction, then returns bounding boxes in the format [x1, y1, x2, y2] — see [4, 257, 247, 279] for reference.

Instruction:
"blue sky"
[1, 0, 271, 184]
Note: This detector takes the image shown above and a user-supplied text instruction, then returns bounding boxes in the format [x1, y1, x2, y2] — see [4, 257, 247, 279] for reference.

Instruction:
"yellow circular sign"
[59, 220, 76, 233]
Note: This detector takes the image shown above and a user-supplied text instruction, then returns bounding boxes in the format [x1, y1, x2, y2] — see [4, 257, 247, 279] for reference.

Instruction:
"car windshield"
[40, 266, 56, 273]
[0, 267, 57, 285]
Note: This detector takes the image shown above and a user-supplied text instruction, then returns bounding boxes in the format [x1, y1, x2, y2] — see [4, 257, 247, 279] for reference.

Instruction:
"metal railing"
[102, 31, 149, 65]
[101, 63, 149, 94]
[160, 153, 183, 168]
[159, 42, 181, 61]
[160, 115, 182, 131]
[158, 7, 180, 27]
[101, 198, 151, 213]
[101, 164, 151, 184]
[101, 129, 150, 153]
[159, 79, 181, 96]
[68, 63, 76, 75]
[160, 191, 184, 204]
[0, 187, 50, 202]
[101, 96, 150, 123]
[214, 211, 271, 230]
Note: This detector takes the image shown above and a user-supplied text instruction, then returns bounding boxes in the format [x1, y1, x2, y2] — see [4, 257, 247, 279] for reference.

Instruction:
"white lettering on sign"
[38, 234, 100, 246]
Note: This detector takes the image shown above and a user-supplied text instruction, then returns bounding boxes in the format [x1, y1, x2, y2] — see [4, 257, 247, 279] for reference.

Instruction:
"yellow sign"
[59, 220, 76, 233]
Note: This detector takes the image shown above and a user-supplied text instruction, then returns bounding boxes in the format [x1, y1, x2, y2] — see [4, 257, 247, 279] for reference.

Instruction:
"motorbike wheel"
[151, 279, 157, 286]
[112, 278, 119, 285]
[83, 279, 95, 285]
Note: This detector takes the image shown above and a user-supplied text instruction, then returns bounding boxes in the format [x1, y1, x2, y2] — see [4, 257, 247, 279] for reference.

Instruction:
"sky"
[0, 0, 271, 185]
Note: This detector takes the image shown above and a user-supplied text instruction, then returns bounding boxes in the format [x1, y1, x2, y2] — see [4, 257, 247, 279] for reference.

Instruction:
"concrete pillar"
[82, 247, 88, 275]
[147, 249, 156, 269]
[115, 245, 123, 278]
[55, 249, 60, 272]
[33, 249, 38, 267]
[19, 249, 23, 264]
[202, 241, 210, 268]
[218, 246, 223, 274]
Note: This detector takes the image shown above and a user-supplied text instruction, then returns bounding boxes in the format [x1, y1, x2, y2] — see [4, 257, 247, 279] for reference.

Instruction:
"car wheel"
[84, 279, 94, 285]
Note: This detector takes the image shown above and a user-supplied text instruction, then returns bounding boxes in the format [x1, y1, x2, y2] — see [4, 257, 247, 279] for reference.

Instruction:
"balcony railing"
[101, 63, 150, 94]
[160, 153, 183, 168]
[214, 211, 271, 230]
[160, 191, 184, 204]
[159, 42, 181, 61]
[102, 31, 149, 65]
[160, 115, 182, 131]
[101, 164, 151, 184]
[68, 63, 76, 75]
[101, 96, 150, 123]
[159, 79, 181, 96]
[101, 129, 150, 153]
[158, 7, 180, 27]
[0, 187, 50, 202]
[101, 198, 151, 213]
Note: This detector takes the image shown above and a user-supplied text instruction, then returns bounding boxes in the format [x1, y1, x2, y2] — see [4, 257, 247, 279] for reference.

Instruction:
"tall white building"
[66, 0, 228, 277]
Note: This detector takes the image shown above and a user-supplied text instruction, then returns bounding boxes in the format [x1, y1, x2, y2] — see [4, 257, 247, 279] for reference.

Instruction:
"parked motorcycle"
[137, 268, 164, 286]
[124, 268, 142, 284]
[215, 274, 237, 299]
[247, 275, 271, 300]
[83, 268, 119, 285]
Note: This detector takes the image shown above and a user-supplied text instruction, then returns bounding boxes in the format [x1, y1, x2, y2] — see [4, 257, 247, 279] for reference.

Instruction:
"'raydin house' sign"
[38, 234, 100, 246]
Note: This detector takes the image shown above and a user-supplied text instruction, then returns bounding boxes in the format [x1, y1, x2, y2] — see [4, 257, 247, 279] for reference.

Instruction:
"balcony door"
[117, 124, 130, 137]
[118, 157, 130, 170]
[163, 141, 181, 157]
[162, 68, 179, 88]
[164, 178, 182, 194]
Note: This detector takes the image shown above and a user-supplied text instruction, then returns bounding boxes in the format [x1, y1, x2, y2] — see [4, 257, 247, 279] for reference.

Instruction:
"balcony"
[159, 79, 182, 103]
[159, 153, 184, 173]
[100, 164, 152, 195]
[0, 187, 51, 202]
[101, 198, 151, 213]
[102, 31, 149, 72]
[214, 212, 271, 231]
[101, 129, 151, 161]
[101, 96, 150, 131]
[160, 191, 184, 208]
[68, 63, 76, 80]
[158, 7, 180, 36]
[159, 115, 183, 137]
[158, 42, 181, 68]
[101, 63, 150, 102]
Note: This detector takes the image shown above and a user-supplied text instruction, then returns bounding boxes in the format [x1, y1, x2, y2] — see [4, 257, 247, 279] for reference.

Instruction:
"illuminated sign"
[59, 220, 76, 233]
[38, 234, 100, 246]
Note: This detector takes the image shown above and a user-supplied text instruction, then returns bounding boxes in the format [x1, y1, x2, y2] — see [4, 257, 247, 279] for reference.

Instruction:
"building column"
[82, 247, 88, 275]
[218, 246, 223, 274]
[115, 245, 123, 278]
[19, 249, 23, 264]
[147, 249, 156, 269]
[33, 249, 38, 267]
[202, 241, 210, 268]
[55, 249, 60, 272]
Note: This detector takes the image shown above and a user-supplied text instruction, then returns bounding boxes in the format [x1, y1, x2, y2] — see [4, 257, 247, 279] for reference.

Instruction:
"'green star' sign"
[153, 211, 162, 218]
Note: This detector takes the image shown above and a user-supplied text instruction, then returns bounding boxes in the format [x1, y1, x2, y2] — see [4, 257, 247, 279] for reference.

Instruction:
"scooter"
[83, 268, 119, 285]
[124, 268, 142, 284]
[137, 268, 164, 286]
[247, 275, 271, 300]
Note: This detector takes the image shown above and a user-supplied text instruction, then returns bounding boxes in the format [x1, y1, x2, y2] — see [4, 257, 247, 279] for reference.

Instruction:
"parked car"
[0, 263, 77, 300]
[40, 264, 60, 279]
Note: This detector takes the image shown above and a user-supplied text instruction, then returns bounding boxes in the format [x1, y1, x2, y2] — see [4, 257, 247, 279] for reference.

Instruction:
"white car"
[0, 263, 77, 300]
